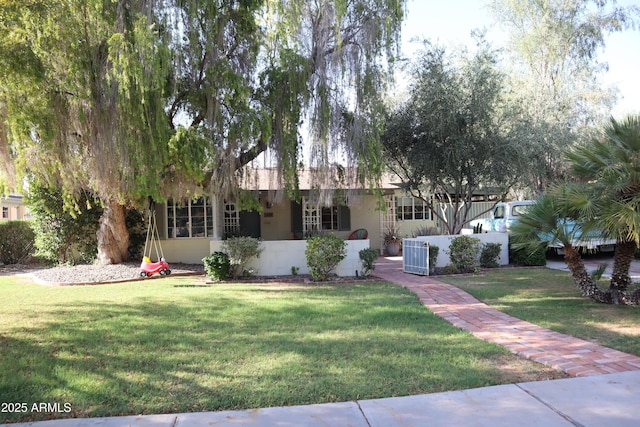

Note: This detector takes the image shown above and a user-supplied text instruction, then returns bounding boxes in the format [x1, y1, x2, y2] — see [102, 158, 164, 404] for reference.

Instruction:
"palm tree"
[510, 192, 609, 303]
[566, 115, 640, 304]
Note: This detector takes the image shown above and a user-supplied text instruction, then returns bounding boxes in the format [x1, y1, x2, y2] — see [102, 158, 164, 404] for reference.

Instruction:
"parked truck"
[469, 200, 616, 255]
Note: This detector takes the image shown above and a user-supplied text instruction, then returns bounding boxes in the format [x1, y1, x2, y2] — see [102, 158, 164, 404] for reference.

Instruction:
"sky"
[399, 0, 640, 118]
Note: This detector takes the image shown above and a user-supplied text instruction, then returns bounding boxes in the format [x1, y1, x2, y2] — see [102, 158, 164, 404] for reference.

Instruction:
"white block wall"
[411, 232, 509, 267]
[210, 239, 370, 277]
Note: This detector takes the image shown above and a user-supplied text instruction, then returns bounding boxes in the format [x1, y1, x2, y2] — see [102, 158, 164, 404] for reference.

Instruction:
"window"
[301, 198, 350, 233]
[395, 197, 431, 221]
[223, 202, 240, 236]
[321, 206, 338, 230]
[167, 197, 214, 238]
[1, 207, 8, 219]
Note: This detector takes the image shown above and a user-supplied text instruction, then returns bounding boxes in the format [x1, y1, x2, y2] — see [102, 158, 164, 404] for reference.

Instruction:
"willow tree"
[0, 0, 171, 264]
[0, 0, 406, 264]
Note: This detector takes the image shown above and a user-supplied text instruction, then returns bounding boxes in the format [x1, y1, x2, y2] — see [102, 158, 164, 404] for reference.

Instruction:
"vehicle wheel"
[166, 269, 171, 275]
[140, 271, 147, 277]
[159, 269, 166, 276]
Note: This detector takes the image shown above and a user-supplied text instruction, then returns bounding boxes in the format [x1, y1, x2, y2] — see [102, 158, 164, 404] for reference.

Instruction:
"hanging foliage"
[0, 0, 406, 263]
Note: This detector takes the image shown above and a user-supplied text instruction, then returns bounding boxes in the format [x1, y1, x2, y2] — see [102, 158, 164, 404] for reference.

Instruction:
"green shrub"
[428, 244, 439, 274]
[480, 242, 502, 268]
[305, 234, 346, 281]
[509, 241, 547, 266]
[359, 247, 379, 276]
[222, 236, 263, 278]
[202, 252, 231, 281]
[448, 235, 481, 273]
[0, 221, 35, 264]
[442, 265, 458, 275]
[26, 182, 102, 265]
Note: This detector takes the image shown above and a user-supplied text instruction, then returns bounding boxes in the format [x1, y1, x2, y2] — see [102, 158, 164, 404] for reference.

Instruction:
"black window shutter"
[338, 205, 351, 231]
[291, 201, 303, 233]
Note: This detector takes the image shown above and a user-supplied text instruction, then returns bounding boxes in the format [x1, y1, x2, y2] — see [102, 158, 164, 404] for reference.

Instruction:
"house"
[0, 194, 29, 221]
[153, 168, 443, 275]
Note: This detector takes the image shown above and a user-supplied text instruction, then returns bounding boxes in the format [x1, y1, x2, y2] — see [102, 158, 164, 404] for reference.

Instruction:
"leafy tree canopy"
[488, 0, 640, 191]
[382, 39, 529, 234]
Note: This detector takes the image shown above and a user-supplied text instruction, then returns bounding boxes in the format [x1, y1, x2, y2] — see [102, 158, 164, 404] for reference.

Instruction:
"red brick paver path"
[373, 257, 640, 377]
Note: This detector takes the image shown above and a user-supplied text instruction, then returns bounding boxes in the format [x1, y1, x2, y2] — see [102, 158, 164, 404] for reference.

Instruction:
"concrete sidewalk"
[4, 371, 639, 427]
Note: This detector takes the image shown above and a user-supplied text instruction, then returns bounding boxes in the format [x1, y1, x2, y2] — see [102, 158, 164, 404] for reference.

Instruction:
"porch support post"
[211, 197, 222, 240]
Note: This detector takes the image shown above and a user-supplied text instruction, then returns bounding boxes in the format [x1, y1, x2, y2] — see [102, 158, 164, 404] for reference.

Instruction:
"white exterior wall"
[210, 239, 370, 277]
[160, 238, 213, 264]
[410, 232, 509, 267]
[0, 195, 29, 221]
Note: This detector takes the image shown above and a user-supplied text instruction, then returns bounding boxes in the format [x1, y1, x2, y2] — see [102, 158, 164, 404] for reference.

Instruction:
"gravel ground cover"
[0, 262, 204, 285]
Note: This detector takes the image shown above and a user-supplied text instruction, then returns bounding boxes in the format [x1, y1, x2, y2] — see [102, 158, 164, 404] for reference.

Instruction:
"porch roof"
[238, 168, 401, 192]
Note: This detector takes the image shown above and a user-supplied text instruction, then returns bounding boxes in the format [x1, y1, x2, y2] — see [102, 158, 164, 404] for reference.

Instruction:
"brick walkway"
[373, 257, 640, 377]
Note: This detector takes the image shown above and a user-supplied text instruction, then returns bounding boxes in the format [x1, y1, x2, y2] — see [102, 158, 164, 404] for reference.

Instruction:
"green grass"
[0, 275, 554, 423]
[440, 268, 640, 356]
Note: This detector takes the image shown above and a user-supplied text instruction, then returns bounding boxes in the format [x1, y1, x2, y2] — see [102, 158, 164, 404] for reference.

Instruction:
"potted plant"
[383, 227, 403, 256]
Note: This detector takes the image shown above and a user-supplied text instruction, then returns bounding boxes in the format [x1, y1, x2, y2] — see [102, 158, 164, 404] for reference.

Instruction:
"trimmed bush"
[447, 235, 481, 273]
[359, 247, 379, 276]
[305, 234, 346, 281]
[222, 236, 263, 278]
[0, 221, 35, 264]
[480, 242, 502, 268]
[203, 252, 231, 281]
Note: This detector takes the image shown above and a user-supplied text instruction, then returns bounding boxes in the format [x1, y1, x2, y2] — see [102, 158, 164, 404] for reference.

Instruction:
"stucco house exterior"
[153, 168, 445, 274]
[0, 194, 29, 221]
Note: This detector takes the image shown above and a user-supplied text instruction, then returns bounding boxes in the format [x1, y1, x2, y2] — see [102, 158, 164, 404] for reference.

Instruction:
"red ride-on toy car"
[140, 256, 171, 277]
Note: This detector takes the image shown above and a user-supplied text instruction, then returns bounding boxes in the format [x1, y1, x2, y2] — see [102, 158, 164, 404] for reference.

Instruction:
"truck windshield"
[512, 205, 531, 216]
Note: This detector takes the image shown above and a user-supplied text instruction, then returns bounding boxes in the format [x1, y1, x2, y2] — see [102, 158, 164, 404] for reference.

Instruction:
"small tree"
[305, 234, 346, 281]
[382, 40, 529, 234]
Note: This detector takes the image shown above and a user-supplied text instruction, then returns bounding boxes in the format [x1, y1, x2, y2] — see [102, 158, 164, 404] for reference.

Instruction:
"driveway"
[545, 252, 640, 280]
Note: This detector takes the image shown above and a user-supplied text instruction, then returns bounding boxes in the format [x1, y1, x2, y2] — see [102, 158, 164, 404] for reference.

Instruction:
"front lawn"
[440, 268, 640, 356]
[1, 275, 560, 423]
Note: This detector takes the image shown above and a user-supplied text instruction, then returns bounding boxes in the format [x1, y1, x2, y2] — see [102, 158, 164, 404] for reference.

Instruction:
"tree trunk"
[97, 200, 130, 265]
[609, 239, 636, 304]
[563, 244, 609, 304]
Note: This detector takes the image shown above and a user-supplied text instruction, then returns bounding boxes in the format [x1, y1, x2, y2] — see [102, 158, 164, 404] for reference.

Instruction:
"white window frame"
[302, 198, 321, 235]
[223, 201, 240, 236]
[395, 196, 432, 221]
[302, 197, 350, 233]
[167, 197, 214, 238]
